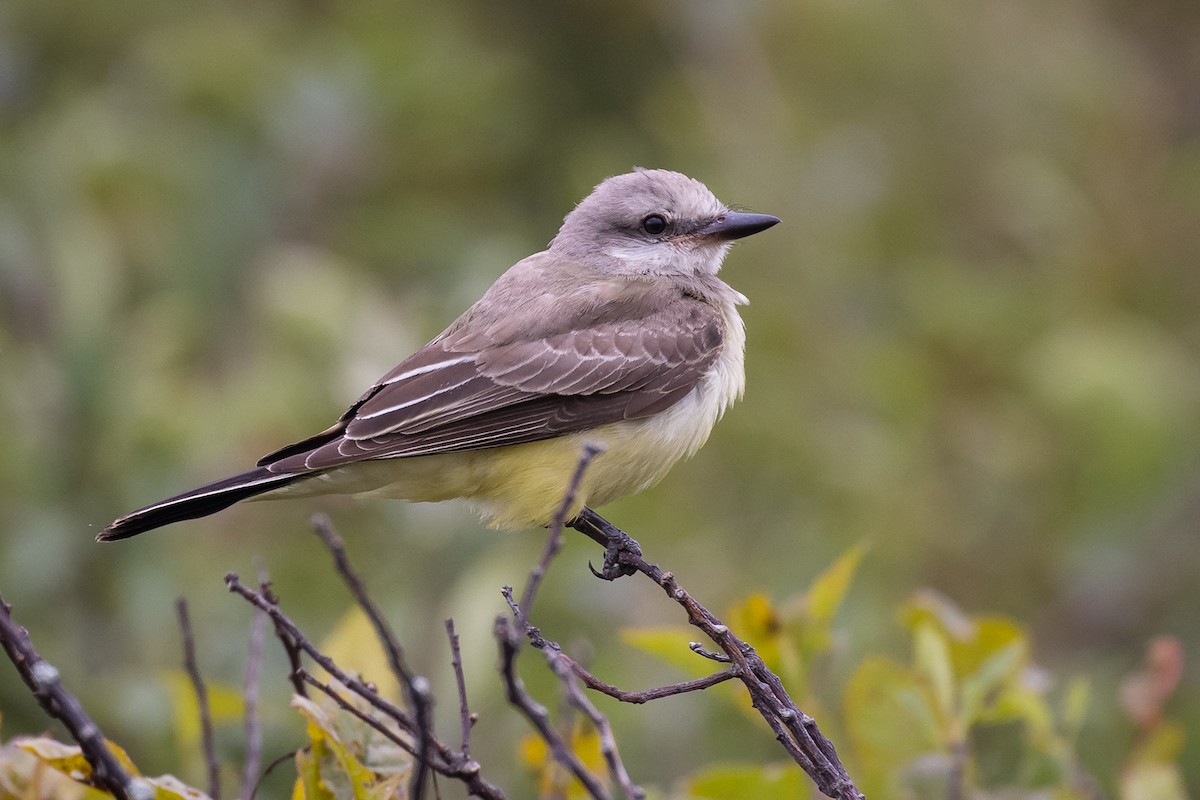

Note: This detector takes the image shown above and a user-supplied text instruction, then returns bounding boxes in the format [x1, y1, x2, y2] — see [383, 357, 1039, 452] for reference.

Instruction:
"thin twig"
[569, 507, 865, 800]
[176, 598, 220, 800]
[503, 589, 645, 800]
[311, 514, 435, 800]
[240, 568, 267, 800]
[571, 663, 738, 704]
[0, 593, 152, 800]
[495, 615, 611, 800]
[227, 573, 417, 732]
[250, 750, 301, 800]
[445, 619, 474, 758]
[518, 443, 603, 623]
[688, 642, 732, 663]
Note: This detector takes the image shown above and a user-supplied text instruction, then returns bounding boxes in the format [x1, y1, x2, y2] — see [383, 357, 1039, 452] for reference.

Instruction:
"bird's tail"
[98, 466, 306, 542]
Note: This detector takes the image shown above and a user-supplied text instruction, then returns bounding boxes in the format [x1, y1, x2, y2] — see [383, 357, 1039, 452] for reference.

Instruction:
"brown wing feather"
[262, 293, 724, 475]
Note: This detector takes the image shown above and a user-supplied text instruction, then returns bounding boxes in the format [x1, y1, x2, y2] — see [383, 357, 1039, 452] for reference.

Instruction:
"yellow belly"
[282, 394, 710, 528]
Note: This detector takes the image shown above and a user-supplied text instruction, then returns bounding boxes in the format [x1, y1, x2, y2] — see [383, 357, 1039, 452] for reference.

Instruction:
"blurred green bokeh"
[2, 0, 1199, 795]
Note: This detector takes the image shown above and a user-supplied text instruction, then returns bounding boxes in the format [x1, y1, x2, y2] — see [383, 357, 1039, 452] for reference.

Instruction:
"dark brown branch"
[227, 573, 417, 732]
[311, 513, 434, 800]
[0, 593, 152, 800]
[571, 663, 738, 704]
[569, 508, 866, 800]
[176, 598, 220, 800]
[445, 618, 474, 758]
[502, 589, 645, 800]
[495, 615, 611, 800]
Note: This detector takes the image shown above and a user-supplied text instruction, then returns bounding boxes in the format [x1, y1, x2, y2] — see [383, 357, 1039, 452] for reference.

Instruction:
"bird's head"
[550, 168, 779, 278]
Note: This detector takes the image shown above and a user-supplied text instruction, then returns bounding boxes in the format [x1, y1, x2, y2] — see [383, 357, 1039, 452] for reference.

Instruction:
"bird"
[99, 169, 779, 541]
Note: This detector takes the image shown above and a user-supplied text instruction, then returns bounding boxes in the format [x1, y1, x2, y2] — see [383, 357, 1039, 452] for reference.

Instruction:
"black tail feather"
[98, 467, 305, 541]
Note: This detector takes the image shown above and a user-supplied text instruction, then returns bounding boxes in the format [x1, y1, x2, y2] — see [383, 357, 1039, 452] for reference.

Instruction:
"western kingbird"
[99, 169, 778, 541]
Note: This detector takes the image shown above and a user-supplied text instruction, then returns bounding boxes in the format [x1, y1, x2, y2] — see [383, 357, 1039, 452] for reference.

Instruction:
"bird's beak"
[697, 211, 781, 241]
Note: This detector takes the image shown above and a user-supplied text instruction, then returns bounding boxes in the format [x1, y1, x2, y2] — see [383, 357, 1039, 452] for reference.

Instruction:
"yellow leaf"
[292, 745, 329, 800]
[1062, 676, 1091, 744]
[901, 590, 974, 641]
[725, 594, 783, 670]
[519, 721, 608, 800]
[292, 695, 379, 799]
[959, 642, 1026, 725]
[951, 616, 1027, 679]
[913, 621, 956, 731]
[1132, 721, 1186, 765]
[0, 740, 114, 799]
[145, 773, 215, 799]
[802, 542, 869, 626]
[518, 733, 548, 770]
[14, 737, 95, 780]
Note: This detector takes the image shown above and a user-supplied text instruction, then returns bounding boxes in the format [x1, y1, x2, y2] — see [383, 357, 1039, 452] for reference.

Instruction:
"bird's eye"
[641, 214, 667, 235]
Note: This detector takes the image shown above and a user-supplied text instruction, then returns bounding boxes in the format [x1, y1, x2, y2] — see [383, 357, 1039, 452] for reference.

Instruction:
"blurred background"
[2, 0, 1199, 796]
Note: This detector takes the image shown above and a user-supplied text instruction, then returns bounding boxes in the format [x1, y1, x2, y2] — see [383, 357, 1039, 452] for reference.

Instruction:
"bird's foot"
[571, 507, 642, 581]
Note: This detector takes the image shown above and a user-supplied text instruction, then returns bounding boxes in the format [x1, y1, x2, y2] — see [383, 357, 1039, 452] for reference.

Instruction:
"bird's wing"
[260, 296, 725, 473]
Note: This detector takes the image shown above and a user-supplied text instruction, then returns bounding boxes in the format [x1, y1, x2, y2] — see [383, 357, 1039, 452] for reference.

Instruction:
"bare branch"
[494, 614, 611, 800]
[176, 598, 220, 800]
[494, 443, 644, 800]
[568, 508, 866, 800]
[445, 618, 474, 758]
[301, 672, 417, 755]
[502, 588, 645, 800]
[240, 563, 268, 800]
[571, 663, 738, 704]
[257, 570, 306, 698]
[0, 593, 153, 800]
[311, 513, 435, 800]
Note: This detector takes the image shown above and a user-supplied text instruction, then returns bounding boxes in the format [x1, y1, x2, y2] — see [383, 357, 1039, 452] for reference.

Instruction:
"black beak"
[698, 211, 781, 241]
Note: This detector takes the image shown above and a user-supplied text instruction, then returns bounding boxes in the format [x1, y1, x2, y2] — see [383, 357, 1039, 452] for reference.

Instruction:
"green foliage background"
[1, 0, 1199, 796]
